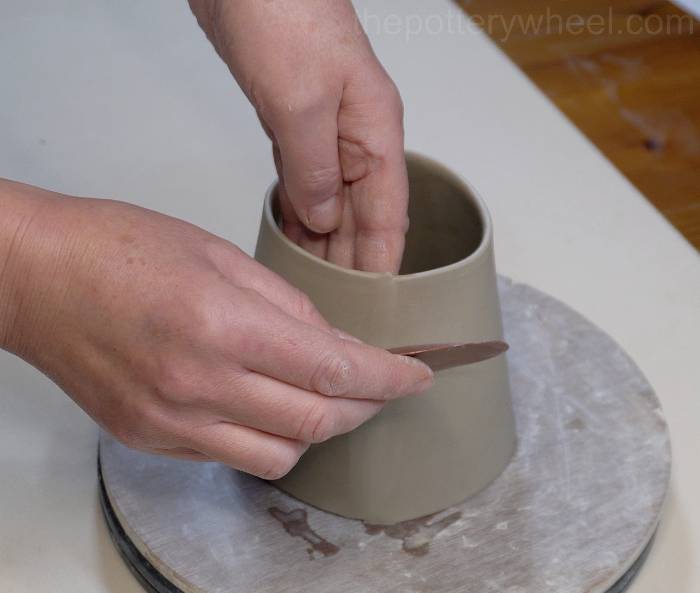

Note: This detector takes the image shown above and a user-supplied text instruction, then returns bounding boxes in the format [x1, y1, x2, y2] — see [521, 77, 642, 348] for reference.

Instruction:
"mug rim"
[262, 151, 494, 282]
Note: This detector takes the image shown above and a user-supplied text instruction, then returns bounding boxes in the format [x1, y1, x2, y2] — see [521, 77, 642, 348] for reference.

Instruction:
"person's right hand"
[0, 180, 433, 478]
[189, 0, 410, 274]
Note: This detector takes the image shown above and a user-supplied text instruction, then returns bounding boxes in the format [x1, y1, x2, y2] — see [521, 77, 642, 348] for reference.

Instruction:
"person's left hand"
[189, 0, 409, 273]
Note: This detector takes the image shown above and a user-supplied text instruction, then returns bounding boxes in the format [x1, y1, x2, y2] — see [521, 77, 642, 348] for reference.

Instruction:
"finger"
[209, 371, 384, 443]
[273, 99, 344, 234]
[346, 146, 408, 274]
[274, 145, 329, 262]
[189, 422, 309, 480]
[339, 80, 409, 273]
[325, 186, 357, 269]
[233, 293, 433, 400]
[272, 144, 304, 245]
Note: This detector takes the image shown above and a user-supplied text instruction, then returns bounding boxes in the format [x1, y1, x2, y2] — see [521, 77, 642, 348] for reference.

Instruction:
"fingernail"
[306, 196, 341, 233]
[399, 356, 434, 393]
[400, 354, 430, 370]
[412, 376, 435, 394]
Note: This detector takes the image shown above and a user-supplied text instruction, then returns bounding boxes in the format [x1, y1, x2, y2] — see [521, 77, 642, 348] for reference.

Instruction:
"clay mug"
[255, 152, 516, 524]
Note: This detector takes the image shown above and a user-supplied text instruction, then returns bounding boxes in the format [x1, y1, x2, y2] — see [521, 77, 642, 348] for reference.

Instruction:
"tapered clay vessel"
[255, 153, 516, 524]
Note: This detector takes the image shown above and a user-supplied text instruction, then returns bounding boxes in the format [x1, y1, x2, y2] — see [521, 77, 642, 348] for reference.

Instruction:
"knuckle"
[182, 287, 229, 342]
[296, 165, 341, 198]
[366, 74, 404, 123]
[311, 351, 356, 397]
[297, 401, 337, 443]
[153, 358, 194, 404]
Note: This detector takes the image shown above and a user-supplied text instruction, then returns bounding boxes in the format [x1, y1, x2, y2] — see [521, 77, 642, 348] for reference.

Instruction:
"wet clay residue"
[364, 510, 462, 557]
[268, 507, 339, 559]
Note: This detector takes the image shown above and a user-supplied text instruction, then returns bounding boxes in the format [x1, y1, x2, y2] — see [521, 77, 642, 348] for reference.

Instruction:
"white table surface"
[1, 1, 698, 591]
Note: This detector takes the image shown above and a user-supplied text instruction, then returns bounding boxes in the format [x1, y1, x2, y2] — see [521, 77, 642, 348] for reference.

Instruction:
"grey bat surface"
[100, 277, 671, 593]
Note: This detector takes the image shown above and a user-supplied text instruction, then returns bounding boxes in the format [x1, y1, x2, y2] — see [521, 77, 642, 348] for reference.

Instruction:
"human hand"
[190, 0, 409, 273]
[0, 181, 432, 477]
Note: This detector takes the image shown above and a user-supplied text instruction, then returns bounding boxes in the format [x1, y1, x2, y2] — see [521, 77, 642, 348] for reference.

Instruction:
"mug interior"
[271, 155, 486, 275]
[401, 156, 485, 274]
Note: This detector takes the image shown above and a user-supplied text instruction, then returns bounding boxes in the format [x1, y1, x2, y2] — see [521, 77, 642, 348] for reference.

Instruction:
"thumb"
[273, 104, 344, 234]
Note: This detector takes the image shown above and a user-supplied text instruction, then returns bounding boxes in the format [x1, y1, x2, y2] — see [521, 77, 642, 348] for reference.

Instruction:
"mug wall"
[255, 153, 516, 524]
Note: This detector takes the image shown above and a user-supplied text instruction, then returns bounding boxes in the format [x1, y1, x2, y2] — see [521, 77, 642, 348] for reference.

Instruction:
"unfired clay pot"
[255, 153, 516, 524]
